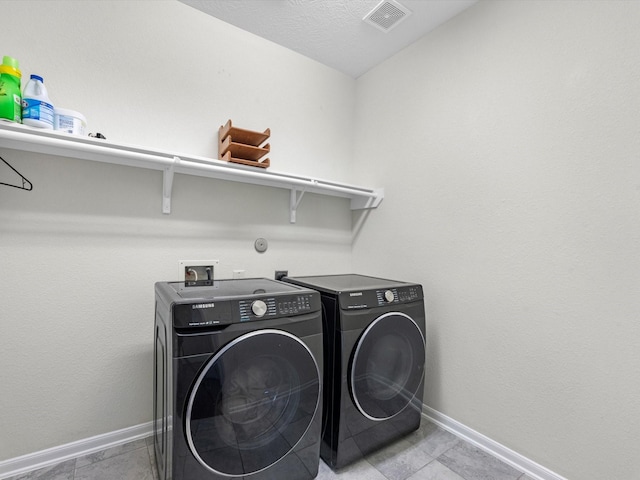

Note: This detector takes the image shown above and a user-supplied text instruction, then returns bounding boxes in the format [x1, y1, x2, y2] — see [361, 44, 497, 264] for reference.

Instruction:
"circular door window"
[350, 312, 425, 421]
[186, 329, 321, 477]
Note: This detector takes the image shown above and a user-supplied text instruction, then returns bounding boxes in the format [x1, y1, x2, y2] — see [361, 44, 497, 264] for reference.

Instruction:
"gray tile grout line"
[397, 433, 523, 480]
[362, 433, 462, 480]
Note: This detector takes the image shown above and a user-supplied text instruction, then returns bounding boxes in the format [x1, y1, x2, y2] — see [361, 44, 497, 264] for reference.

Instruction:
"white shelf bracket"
[290, 187, 307, 223]
[350, 187, 384, 210]
[162, 156, 180, 214]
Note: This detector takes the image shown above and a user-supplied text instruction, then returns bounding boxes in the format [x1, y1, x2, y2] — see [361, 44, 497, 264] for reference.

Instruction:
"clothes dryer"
[283, 274, 425, 469]
[153, 278, 323, 480]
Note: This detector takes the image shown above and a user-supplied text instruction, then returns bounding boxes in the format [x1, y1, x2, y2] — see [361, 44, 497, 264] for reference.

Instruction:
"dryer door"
[185, 329, 321, 477]
[350, 312, 425, 420]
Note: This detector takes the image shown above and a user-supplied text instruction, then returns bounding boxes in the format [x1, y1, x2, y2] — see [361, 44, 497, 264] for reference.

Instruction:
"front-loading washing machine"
[153, 278, 323, 480]
[283, 274, 426, 469]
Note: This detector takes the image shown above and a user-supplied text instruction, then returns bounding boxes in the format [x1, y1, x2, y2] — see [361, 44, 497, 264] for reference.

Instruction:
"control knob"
[251, 300, 268, 317]
[384, 290, 395, 303]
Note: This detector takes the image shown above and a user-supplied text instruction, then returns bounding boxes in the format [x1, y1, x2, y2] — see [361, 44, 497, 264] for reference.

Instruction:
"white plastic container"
[54, 108, 86, 135]
[22, 74, 54, 129]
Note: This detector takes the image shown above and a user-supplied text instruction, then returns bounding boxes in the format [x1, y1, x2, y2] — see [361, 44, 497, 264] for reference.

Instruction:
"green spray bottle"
[0, 56, 22, 123]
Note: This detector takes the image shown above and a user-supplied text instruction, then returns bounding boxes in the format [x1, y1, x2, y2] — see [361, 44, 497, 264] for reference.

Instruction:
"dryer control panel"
[339, 285, 423, 310]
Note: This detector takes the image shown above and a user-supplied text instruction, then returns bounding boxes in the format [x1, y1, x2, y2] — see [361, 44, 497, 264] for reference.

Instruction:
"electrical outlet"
[275, 270, 288, 281]
[179, 260, 219, 286]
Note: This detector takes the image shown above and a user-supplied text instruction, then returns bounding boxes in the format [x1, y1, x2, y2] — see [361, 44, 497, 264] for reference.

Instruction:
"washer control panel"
[238, 293, 316, 321]
[340, 285, 423, 310]
[173, 292, 320, 328]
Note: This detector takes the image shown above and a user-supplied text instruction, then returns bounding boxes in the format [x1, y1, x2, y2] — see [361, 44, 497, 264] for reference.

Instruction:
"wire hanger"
[0, 154, 33, 191]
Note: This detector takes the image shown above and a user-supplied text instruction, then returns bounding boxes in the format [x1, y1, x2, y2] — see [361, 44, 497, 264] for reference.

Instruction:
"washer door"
[186, 329, 321, 477]
[350, 312, 425, 421]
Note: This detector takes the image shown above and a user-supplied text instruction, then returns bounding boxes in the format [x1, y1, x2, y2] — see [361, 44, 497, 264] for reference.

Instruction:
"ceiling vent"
[363, 0, 412, 33]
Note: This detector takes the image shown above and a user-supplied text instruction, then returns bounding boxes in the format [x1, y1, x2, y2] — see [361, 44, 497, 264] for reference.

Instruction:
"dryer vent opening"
[363, 0, 412, 32]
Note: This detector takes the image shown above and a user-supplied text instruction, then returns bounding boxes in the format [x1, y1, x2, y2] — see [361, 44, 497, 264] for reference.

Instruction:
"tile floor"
[6, 421, 536, 480]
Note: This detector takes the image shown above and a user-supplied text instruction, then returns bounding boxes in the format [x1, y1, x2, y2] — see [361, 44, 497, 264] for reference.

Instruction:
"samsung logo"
[349, 292, 363, 297]
[192, 302, 215, 309]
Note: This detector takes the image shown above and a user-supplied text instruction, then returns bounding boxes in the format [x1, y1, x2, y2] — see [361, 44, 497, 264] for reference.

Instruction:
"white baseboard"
[1, 410, 566, 480]
[422, 405, 567, 480]
[0, 421, 153, 480]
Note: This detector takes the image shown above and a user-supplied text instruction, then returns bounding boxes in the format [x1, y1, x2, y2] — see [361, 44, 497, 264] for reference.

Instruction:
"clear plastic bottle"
[22, 74, 54, 129]
[0, 56, 22, 123]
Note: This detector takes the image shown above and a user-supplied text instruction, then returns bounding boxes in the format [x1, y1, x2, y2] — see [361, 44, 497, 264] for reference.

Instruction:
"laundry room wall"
[0, 0, 357, 461]
[352, 1, 640, 479]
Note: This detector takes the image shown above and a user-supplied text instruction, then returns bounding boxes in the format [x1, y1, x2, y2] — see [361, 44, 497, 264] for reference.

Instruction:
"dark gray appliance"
[154, 278, 323, 480]
[283, 274, 425, 469]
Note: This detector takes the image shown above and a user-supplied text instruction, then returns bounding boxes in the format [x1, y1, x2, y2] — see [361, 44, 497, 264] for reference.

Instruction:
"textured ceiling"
[179, 0, 478, 78]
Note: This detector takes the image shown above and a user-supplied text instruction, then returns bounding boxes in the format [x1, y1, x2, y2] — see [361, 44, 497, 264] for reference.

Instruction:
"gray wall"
[1, 1, 638, 479]
[353, 2, 640, 479]
[0, 0, 356, 461]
